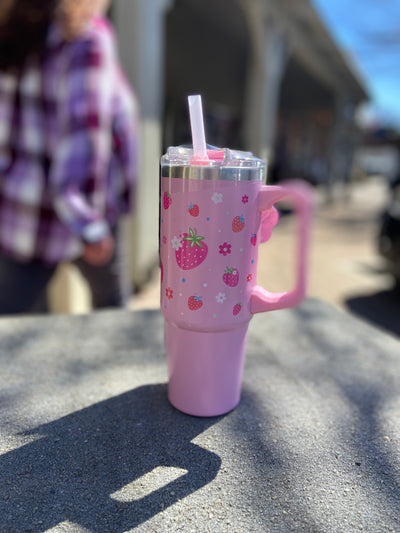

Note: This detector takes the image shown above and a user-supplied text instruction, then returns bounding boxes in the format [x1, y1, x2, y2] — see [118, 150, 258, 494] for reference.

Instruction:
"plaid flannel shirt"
[0, 16, 138, 264]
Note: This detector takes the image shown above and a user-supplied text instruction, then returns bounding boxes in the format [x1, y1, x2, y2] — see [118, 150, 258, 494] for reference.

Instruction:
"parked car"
[378, 176, 400, 287]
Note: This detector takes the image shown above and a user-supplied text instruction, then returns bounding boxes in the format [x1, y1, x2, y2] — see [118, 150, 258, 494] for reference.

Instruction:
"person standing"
[0, 0, 138, 314]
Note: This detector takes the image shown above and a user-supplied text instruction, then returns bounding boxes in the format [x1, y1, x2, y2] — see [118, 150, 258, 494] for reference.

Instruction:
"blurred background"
[49, 0, 400, 337]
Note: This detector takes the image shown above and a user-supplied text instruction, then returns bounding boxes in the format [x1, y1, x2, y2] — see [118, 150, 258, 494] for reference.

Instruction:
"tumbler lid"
[161, 145, 266, 182]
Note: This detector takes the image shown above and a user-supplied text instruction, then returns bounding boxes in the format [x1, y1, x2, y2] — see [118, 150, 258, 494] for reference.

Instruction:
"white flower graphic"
[216, 292, 227, 304]
[171, 235, 183, 251]
[211, 192, 223, 204]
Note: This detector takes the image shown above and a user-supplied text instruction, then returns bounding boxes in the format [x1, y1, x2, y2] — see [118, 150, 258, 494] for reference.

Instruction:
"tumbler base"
[165, 321, 249, 417]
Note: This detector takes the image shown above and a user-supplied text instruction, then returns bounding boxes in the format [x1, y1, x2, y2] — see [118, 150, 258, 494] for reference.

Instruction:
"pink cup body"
[161, 178, 263, 331]
[160, 176, 311, 416]
[165, 321, 248, 417]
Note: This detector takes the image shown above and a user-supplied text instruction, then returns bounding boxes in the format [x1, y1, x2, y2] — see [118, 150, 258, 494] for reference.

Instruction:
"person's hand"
[82, 235, 115, 266]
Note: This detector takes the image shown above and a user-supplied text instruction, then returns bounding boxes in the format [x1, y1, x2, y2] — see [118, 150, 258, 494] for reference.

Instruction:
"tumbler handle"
[250, 181, 313, 313]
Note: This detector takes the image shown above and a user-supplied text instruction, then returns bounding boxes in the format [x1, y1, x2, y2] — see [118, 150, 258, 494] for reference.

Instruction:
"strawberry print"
[175, 228, 208, 270]
[250, 233, 257, 246]
[166, 287, 173, 300]
[232, 215, 245, 232]
[163, 192, 172, 210]
[233, 303, 242, 316]
[188, 203, 199, 217]
[223, 267, 239, 287]
[188, 294, 203, 310]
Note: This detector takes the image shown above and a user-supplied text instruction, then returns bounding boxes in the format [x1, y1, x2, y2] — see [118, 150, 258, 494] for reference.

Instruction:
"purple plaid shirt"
[0, 16, 138, 264]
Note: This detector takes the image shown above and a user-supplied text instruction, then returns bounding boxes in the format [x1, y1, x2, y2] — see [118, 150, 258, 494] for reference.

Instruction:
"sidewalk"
[130, 176, 394, 314]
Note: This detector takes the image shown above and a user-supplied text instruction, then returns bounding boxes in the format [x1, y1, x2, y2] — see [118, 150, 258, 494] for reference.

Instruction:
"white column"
[242, 2, 289, 174]
[114, 0, 172, 286]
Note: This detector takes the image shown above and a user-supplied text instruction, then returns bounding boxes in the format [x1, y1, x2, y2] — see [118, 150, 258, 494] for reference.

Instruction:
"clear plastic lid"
[161, 145, 265, 182]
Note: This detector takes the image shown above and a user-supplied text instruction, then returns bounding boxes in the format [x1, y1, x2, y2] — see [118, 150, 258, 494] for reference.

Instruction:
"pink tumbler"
[160, 146, 312, 417]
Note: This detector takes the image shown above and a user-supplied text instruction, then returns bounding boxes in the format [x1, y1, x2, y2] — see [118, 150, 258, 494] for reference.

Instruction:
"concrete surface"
[0, 301, 399, 532]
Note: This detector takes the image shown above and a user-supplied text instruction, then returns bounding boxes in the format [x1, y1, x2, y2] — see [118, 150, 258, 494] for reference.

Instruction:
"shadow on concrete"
[0, 384, 222, 532]
[227, 386, 323, 532]
[229, 303, 400, 529]
[293, 303, 400, 518]
[345, 288, 400, 338]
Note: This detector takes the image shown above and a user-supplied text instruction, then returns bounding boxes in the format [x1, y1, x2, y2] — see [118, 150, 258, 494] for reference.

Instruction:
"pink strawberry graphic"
[188, 294, 203, 310]
[232, 215, 245, 232]
[175, 228, 208, 270]
[250, 233, 257, 246]
[188, 203, 199, 217]
[223, 267, 239, 287]
[163, 192, 172, 209]
[233, 303, 242, 316]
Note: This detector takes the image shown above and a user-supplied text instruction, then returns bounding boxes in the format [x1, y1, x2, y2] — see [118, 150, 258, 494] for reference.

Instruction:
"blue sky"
[312, 0, 400, 129]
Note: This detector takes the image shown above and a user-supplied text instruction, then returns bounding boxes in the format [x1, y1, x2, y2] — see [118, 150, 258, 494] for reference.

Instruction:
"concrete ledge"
[0, 300, 399, 531]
